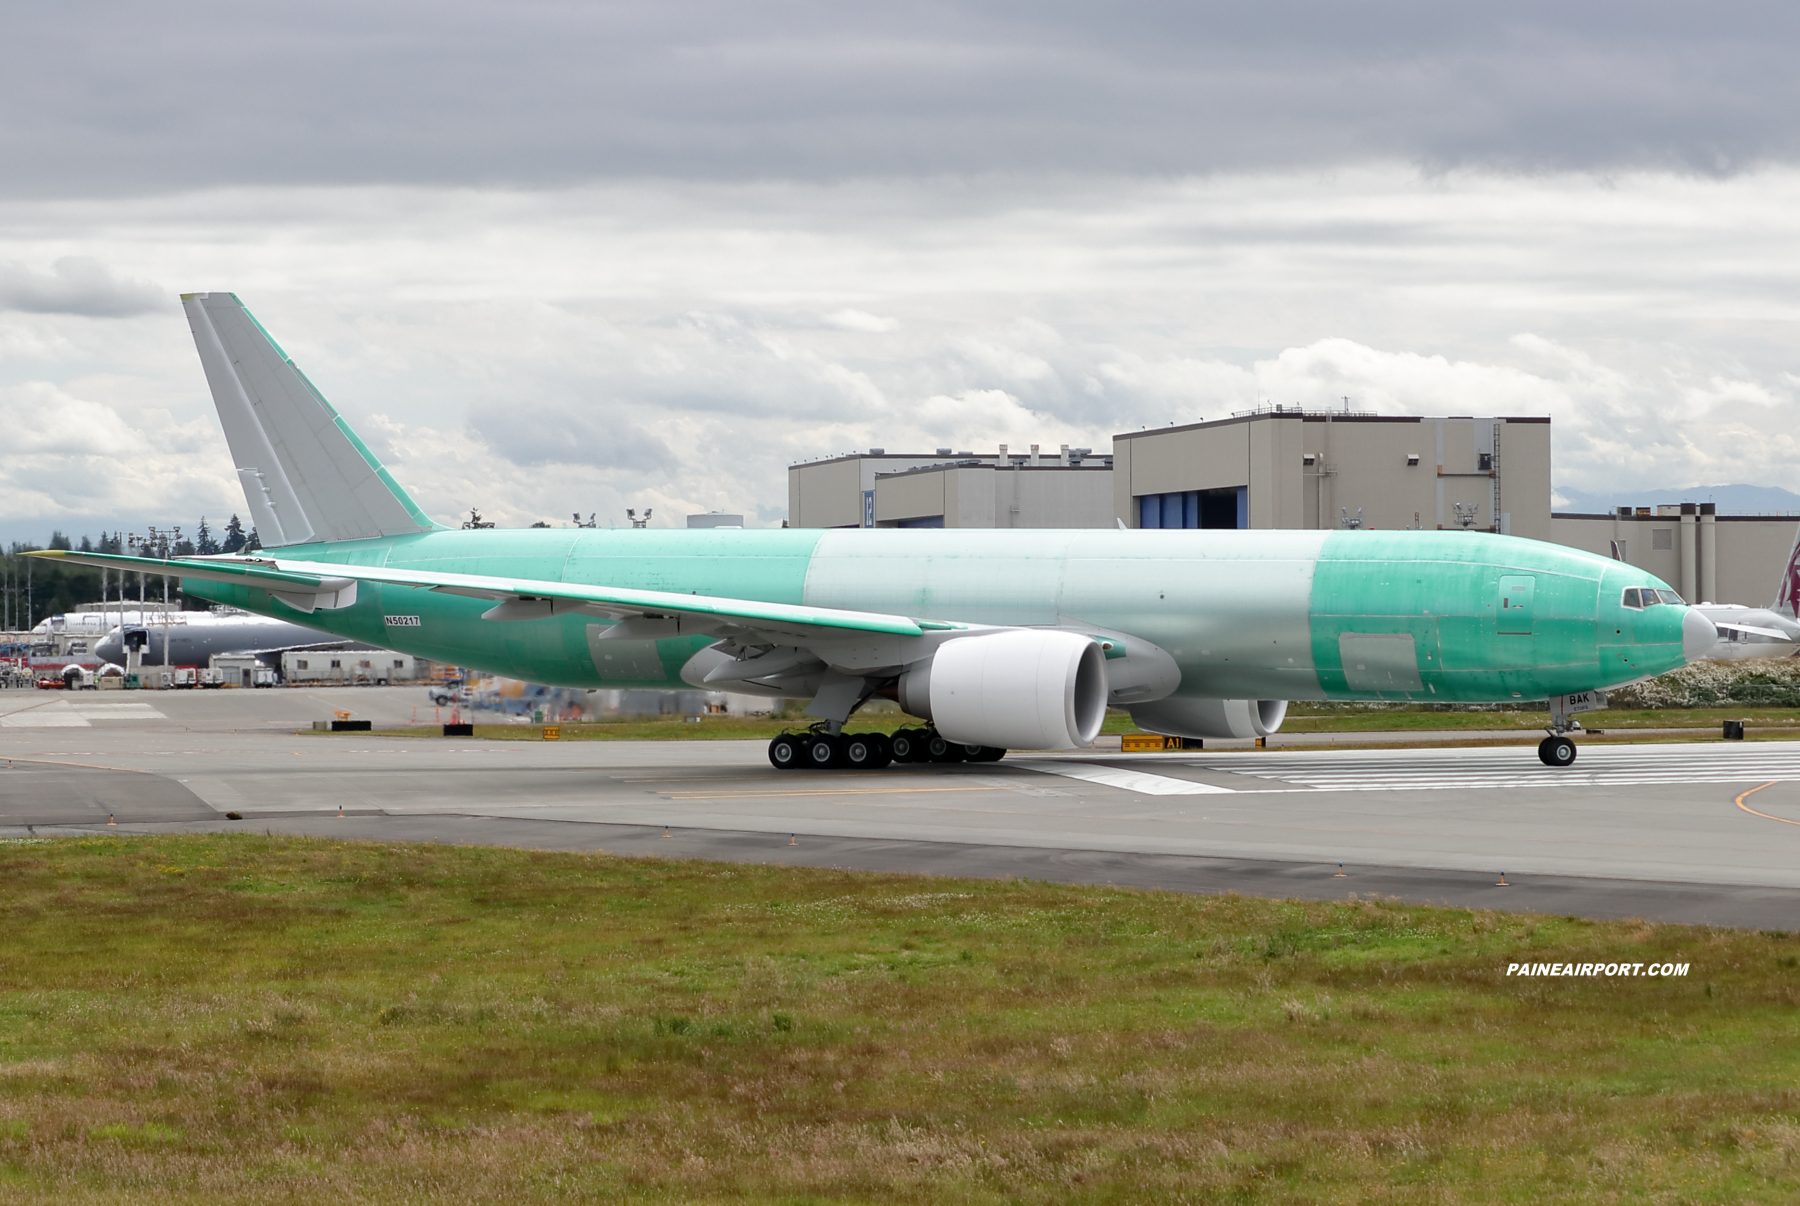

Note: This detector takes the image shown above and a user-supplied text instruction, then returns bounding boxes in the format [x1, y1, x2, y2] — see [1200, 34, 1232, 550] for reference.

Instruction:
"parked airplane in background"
[93, 610, 349, 669]
[1613, 525, 1800, 661]
[1690, 602, 1800, 660]
[33, 293, 1718, 768]
[23, 608, 172, 675]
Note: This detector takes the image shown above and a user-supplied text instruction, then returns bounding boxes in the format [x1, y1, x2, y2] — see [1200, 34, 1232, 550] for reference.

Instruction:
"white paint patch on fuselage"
[803, 528, 1329, 700]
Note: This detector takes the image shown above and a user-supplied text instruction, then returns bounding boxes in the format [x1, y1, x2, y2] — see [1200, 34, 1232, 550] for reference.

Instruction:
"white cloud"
[0, 168, 1797, 540]
[821, 309, 900, 333]
[0, 257, 165, 317]
[0, 382, 237, 527]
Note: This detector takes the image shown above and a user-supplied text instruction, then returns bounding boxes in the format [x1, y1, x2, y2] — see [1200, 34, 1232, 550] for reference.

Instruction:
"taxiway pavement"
[3, 687, 1797, 929]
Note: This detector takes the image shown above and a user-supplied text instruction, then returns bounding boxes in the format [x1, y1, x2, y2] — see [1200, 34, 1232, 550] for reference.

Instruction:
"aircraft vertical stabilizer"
[181, 293, 440, 546]
[1777, 520, 1800, 618]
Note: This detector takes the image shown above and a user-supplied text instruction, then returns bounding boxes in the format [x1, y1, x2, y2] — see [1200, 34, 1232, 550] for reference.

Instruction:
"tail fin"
[1777, 520, 1800, 618]
[182, 292, 440, 547]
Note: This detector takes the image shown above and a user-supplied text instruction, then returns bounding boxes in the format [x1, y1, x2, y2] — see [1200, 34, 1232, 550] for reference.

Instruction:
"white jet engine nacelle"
[898, 630, 1108, 751]
[1128, 697, 1288, 741]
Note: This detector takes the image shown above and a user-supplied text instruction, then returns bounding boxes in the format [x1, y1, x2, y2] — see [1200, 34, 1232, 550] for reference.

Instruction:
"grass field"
[2, 835, 1798, 1203]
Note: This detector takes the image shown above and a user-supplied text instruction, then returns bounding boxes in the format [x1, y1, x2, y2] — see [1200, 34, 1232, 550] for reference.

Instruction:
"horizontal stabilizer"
[25, 550, 361, 615]
[182, 292, 439, 546]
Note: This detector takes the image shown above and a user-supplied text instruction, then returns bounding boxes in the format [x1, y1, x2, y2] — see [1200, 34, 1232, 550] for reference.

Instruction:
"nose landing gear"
[1537, 733, 1577, 767]
[1539, 691, 1602, 767]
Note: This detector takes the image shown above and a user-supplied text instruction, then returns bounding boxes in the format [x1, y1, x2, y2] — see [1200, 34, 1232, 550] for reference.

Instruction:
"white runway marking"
[73, 704, 167, 719]
[1183, 742, 1800, 792]
[0, 707, 87, 727]
[1013, 760, 1236, 795]
[0, 701, 167, 728]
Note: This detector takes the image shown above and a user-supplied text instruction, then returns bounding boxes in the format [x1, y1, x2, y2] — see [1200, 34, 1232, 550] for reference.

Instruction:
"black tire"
[926, 732, 965, 763]
[841, 734, 882, 770]
[868, 732, 894, 768]
[967, 745, 1007, 763]
[768, 734, 803, 770]
[807, 733, 842, 768]
[889, 728, 924, 763]
[1538, 736, 1577, 767]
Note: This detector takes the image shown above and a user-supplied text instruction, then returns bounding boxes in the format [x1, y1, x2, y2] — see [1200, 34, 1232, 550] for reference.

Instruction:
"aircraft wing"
[1713, 621, 1797, 642]
[26, 550, 960, 643]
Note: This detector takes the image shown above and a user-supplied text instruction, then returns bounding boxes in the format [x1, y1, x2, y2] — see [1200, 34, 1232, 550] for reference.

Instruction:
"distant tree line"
[2, 514, 260, 631]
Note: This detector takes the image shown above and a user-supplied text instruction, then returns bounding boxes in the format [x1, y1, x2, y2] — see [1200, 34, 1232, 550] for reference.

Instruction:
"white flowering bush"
[1607, 658, 1800, 709]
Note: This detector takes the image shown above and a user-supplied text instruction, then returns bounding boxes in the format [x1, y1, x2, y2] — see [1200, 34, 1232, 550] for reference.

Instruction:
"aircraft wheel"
[1538, 736, 1577, 767]
[926, 732, 965, 763]
[967, 745, 1007, 763]
[768, 734, 803, 770]
[840, 733, 884, 770]
[806, 733, 842, 768]
[889, 728, 925, 763]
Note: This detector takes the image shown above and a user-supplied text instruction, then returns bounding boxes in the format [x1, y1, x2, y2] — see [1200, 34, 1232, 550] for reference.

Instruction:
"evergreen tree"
[244, 527, 262, 552]
[195, 517, 219, 555]
[78, 535, 93, 553]
[221, 515, 246, 554]
[48, 531, 71, 550]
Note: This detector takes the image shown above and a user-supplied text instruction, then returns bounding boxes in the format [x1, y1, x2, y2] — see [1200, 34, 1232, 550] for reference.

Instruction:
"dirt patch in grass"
[0, 835, 1796, 1202]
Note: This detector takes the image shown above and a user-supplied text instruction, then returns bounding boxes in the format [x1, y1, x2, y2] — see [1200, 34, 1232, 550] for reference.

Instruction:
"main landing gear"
[768, 726, 1006, 770]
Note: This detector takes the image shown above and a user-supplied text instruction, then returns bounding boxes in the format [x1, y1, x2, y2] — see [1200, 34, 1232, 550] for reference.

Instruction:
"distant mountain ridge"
[1553, 484, 1800, 516]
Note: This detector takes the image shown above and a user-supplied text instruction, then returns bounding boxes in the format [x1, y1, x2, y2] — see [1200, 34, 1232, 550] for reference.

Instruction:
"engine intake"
[1128, 697, 1288, 741]
[898, 630, 1107, 750]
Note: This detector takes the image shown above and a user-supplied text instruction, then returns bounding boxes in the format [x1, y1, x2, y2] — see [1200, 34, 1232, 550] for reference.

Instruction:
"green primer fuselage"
[184, 527, 1691, 702]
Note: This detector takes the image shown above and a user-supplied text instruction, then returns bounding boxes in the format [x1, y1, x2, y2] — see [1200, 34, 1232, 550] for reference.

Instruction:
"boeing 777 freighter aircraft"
[34, 294, 1717, 768]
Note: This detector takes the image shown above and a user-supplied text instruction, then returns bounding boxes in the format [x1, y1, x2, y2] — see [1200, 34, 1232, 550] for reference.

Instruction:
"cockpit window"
[1623, 587, 1684, 609]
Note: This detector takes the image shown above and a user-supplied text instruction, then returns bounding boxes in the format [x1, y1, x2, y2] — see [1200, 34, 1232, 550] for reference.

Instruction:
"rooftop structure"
[789, 445, 1113, 529]
[1113, 410, 1551, 539]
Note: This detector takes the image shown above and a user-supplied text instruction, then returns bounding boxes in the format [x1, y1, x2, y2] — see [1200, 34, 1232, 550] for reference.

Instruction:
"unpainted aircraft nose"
[1682, 608, 1719, 663]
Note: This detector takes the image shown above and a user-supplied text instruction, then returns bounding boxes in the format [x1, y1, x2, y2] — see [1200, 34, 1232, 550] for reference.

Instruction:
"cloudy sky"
[2, 1, 1798, 539]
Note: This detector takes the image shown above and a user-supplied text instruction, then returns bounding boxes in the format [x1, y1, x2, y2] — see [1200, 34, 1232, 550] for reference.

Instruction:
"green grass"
[1, 835, 1798, 1202]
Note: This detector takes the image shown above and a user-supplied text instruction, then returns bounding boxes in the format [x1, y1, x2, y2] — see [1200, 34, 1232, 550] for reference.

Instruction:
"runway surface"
[3, 686, 1799, 928]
